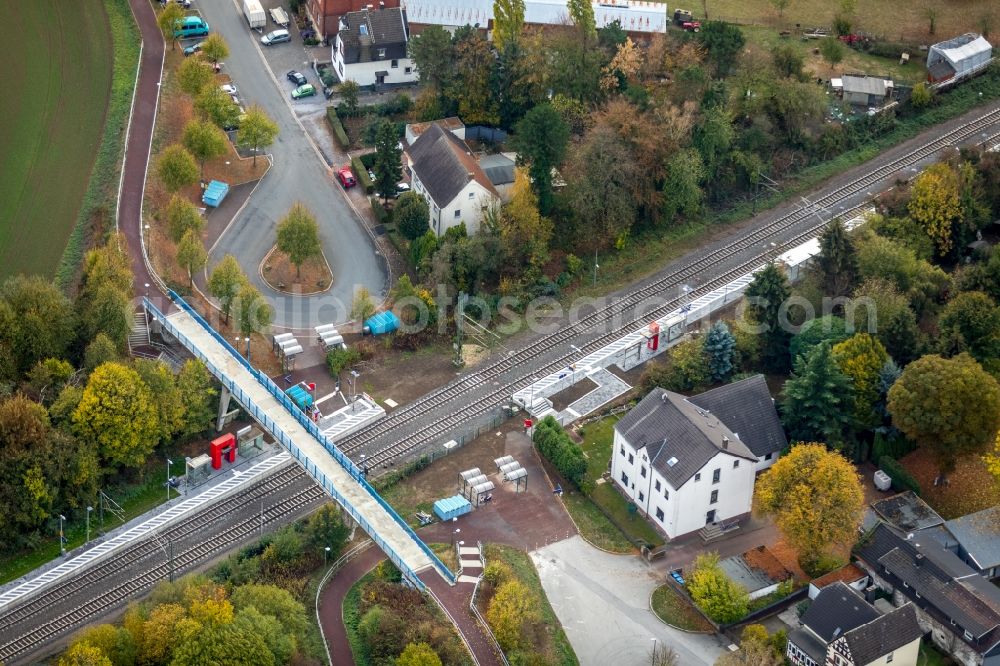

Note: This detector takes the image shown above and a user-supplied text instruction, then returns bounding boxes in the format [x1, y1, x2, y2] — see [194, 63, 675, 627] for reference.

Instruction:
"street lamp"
[349, 369, 360, 403]
[650, 638, 658, 665]
[528, 375, 538, 411]
[451, 527, 461, 548]
[166, 458, 174, 502]
[86, 506, 93, 544]
[570, 345, 582, 383]
[59, 514, 67, 555]
[593, 248, 599, 286]
[324, 546, 331, 566]
[359, 454, 368, 478]
[236, 336, 251, 362]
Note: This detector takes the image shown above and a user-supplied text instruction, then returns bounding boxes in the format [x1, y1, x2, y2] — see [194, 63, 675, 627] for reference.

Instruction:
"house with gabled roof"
[332, 7, 417, 87]
[406, 122, 500, 236]
[787, 581, 923, 666]
[855, 521, 1000, 666]
[609, 375, 786, 540]
[945, 507, 1000, 580]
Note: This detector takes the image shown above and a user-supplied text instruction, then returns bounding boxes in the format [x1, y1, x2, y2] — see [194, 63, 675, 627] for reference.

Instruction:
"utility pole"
[593, 248, 599, 286]
[86, 506, 93, 545]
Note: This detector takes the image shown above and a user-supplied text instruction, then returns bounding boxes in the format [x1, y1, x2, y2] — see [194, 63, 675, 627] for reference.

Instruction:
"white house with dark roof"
[406, 122, 500, 236]
[332, 7, 417, 87]
[946, 507, 1000, 580]
[610, 377, 787, 539]
[787, 582, 923, 666]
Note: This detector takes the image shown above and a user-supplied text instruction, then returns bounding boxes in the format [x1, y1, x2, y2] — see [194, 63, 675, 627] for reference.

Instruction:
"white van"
[260, 29, 290, 45]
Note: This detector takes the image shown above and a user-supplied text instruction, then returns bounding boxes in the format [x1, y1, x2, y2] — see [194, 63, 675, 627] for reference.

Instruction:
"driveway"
[193, 0, 388, 329]
[532, 536, 726, 666]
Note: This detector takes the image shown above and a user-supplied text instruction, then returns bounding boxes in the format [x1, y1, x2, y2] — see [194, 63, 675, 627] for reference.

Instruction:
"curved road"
[194, 0, 387, 328]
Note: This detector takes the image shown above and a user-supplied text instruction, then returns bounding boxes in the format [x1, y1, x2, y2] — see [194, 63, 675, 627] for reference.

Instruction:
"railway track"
[0, 470, 323, 665]
[340, 108, 1000, 466]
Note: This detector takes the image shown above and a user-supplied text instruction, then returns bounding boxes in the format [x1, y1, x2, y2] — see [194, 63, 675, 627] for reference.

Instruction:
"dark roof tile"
[801, 582, 880, 643]
[841, 604, 923, 664]
[408, 123, 498, 206]
[687, 374, 787, 457]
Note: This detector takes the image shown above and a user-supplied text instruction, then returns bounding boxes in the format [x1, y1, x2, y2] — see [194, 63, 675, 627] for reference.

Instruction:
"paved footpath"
[120, 0, 168, 309]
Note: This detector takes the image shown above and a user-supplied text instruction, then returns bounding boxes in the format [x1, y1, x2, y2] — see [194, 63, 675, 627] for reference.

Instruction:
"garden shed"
[433, 495, 472, 521]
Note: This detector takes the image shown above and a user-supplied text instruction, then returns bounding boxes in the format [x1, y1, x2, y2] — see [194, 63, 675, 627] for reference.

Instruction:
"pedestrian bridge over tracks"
[145, 293, 452, 587]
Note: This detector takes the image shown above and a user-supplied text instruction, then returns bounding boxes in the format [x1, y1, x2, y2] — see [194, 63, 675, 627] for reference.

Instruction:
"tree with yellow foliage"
[832, 333, 890, 430]
[58, 642, 112, 666]
[754, 443, 864, 571]
[73, 362, 159, 469]
[397, 642, 444, 666]
[908, 162, 962, 257]
[486, 579, 538, 650]
[601, 38, 643, 91]
[686, 552, 750, 623]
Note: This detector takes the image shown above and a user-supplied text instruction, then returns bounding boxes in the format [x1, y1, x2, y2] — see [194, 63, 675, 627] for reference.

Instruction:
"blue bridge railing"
[147, 294, 455, 586]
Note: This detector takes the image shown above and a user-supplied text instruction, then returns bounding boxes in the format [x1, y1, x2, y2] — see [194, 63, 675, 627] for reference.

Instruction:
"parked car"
[220, 83, 238, 96]
[183, 41, 203, 56]
[286, 70, 307, 86]
[291, 84, 316, 99]
[336, 166, 356, 188]
[260, 29, 290, 45]
[394, 182, 411, 197]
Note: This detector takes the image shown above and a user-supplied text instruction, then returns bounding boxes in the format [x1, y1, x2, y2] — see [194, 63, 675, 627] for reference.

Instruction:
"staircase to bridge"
[144, 293, 453, 587]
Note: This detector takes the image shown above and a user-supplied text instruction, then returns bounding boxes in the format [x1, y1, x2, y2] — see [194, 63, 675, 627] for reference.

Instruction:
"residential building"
[406, 122, 500, 236]
[332, 7, 417, 87]
[477, 153, 516, 201]
[400, 0, 669, 35]
[404, 117, 465, 146]
[945, 507, 1000, 580]
[610, 379, 788, 539]
[808, 563, 870, 600]
[687, 374, 788, 472]
[926, 33, 993, 83]
[855, 522, 1000, 666]
[787, 581, 923, 666]
[307, 0, 400, 39]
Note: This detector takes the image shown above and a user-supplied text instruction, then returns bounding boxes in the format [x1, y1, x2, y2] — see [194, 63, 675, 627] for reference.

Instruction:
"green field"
[0, 0, 113, 279]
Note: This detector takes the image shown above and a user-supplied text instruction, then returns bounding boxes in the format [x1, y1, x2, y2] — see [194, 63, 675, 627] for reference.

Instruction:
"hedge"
[872, 433, 916, 461]
[369, 196, 389, 225]
[878, 456, 921, 495]
[532, 416, 587, 489]
[326, 107, 349, 149]
[352, 156, 374, 193]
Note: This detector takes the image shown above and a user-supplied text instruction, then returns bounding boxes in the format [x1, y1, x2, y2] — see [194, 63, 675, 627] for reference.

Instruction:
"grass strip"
[56, 0, 141, 288]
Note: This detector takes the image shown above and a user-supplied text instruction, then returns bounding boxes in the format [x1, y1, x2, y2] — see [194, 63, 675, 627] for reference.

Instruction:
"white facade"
[609, 429, 755, 539]
[401, 0, 669, 34]
[755, 451, 779, 473]
[332, 40, 419, 86]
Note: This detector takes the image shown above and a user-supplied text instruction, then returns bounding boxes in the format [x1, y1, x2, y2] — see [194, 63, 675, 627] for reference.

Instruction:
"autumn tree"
[494, 169, 553, 271]
[687, 552, 750, 623]
[715, 628, 783, 666]
[165, 194, 204, 243]
[58, 642, 113, 666]
[84, 334, 119, 373]
[448, 31, 499, 126]
[195, 86, 242, 129]
[200, 33, 229, 65]
[704, 321, 737, 382]
[235, 284, 273, 339]
[176, 229, 208, 287]
[183, 119, 228, 179]
[397, 642, 443, 666]
[372, 120, 403, 201]
[911, 82, 933, 108]
[0, 275, 77, 376]
[156, 3, 185, 51]
[207, 255, 246, 324]
[493, 0, 525, 51]
[567, 0, 597, 42]
[351, 286, 376, 322]
[782, 342, 856, 447]
[157, 144, 199, 192]
[78, 237, 133, 351]
[832, 333, 890, 430]
[177, 57, 215, 97]
[73, 362, 160, 469]
[237, 105, 279, 165]
[135, 359, 185, 445]
[755, 443, 864, 571]
[177, 360, 217, 437]
[230, 584, 307, 639]
[937, 291, 1000, 364]
[337, 80, 360, 115]
[486, 579, 538, 650]
[395, 191, 430, 241]
[745, 262, 792, 372]
[601, 38, 643, 91]
[276, 203, 322, 278]
[888, 353, 1000, 480]
[510, 104, 569, 214]
[817, 218, 857, 297]
[909, 162, 962, 257]
[851, 278, 921, 364]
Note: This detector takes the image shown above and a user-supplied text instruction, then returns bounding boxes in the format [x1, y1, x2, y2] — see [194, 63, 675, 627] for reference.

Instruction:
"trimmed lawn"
[0, 0, 113, 279]
[576, 416, 666, 549]
[484, 544, 579, 666]
[650, 584, 714, 632]
[918, 642, 955, 666]
[561, 492, 633, 553]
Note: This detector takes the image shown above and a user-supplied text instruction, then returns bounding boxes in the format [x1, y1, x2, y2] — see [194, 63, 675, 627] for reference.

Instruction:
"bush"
[369, 196, 389, 225]
[532, 416, 587, 489]
[878, 456, 921, 494]
[872, 432, 916, 460]
[352, 155, 374, 193]
[326, 107, 349, 148]
[327, 347, 362, 375]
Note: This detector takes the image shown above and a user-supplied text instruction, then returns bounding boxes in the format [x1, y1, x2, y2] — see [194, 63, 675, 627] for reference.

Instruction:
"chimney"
[722, 436, 729, 450]
[468, 171, 475, 180]
[916, 553, 925, 566]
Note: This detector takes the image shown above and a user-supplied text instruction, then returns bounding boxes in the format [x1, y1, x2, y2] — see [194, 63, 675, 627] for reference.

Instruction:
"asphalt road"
[195, 0, 387, 329]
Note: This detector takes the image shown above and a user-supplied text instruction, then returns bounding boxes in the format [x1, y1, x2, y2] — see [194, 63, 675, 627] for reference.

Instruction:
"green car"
[291, 84, 316, 100]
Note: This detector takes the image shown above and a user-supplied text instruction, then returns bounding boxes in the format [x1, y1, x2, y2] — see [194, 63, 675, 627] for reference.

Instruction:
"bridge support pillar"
[216, 385, 232, 432]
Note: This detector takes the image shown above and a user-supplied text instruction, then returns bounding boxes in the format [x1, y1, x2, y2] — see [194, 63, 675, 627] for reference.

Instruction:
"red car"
[336, 166, 356, 188]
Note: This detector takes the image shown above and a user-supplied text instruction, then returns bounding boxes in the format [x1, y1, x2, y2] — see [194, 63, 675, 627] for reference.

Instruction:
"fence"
[314, 540, 373, 666]
[148, 294, 455, 587]
[469, 541, 510, 666]
[465, 126, 509, 144]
